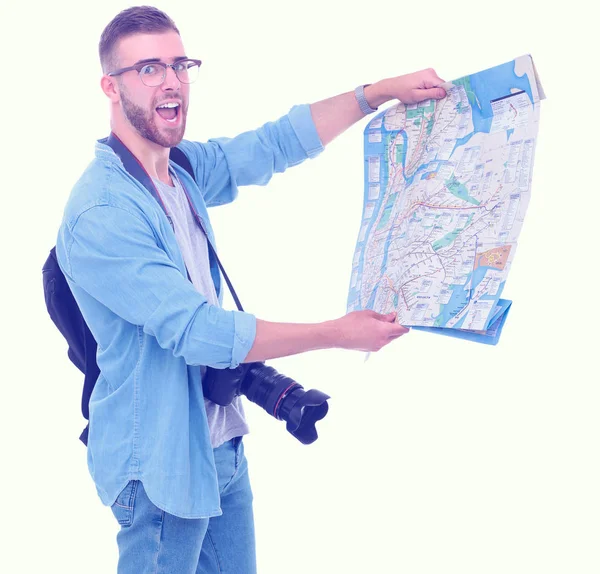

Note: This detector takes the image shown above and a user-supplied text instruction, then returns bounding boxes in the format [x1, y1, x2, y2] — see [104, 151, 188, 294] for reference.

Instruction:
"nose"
[162, 64, 181, 90]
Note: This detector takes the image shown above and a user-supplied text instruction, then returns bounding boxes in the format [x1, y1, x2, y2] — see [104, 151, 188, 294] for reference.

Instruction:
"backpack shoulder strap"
[169, 146, 195, 180]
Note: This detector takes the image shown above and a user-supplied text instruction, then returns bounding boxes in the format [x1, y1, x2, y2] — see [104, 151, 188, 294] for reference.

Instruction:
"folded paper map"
[346, 54, 545, 345]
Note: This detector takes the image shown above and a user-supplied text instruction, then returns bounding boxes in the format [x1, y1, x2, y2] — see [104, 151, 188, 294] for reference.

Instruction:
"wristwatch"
[354, 84, 378, 115]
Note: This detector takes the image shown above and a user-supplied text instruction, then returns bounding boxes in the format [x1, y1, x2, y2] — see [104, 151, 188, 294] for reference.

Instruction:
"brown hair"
[99, 6, 180, 73]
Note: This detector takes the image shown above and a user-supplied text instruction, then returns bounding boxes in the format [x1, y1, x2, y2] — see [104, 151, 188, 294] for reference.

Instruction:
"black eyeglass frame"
[107, 58, 203, 86]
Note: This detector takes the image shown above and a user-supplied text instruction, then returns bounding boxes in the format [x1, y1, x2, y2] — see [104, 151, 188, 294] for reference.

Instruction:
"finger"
[375, 311, 397, 322]
[419, 87, 446, 100]
[383, 323, 409, 336]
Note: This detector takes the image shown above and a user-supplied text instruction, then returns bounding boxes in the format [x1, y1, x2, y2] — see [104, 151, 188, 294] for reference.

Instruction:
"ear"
[100, 75, 120, 103]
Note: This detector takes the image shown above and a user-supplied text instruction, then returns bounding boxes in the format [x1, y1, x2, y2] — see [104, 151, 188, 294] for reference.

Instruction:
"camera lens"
[242, 364, 330, 444]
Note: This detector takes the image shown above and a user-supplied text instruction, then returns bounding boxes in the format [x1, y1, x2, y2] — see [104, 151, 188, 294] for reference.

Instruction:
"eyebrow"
[134, 56, 188, 65]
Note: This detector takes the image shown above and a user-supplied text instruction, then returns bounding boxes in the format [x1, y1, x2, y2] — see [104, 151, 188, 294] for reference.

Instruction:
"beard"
[119, 86, 187, 148]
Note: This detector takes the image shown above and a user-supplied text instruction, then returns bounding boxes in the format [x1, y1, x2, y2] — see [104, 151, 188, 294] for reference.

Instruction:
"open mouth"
[155, 102, 181, 124]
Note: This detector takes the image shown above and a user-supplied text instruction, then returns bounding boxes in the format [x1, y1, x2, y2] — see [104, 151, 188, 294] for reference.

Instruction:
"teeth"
[158, 102, 179, 108]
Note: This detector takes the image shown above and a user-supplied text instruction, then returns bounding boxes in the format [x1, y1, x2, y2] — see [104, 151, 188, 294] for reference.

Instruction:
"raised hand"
[366, 68, 446, 107]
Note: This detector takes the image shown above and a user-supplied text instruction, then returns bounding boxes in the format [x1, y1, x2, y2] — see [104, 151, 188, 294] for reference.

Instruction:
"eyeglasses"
[107, 58, 202, 87]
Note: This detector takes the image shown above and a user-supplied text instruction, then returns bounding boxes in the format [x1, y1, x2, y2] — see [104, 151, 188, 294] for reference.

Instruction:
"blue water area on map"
[434, 283, 470, 326]
[452, 313, 467, 330]
[465, 265, 503, 301]
[366, 284, 378, 309]
[433, 268, 506, 328]
[433, 266, 499, 325]
[469, 267, 506, 329]
[470, 266, 486, 291]
[448, 60, 533, 157]
[470, 60, 533, 121]
[413, 298, 512, 345]
[454, 133, 475, 148]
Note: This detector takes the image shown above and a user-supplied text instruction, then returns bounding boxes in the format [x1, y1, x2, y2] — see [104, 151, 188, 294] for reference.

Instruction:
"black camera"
[202, 363, 330, 444]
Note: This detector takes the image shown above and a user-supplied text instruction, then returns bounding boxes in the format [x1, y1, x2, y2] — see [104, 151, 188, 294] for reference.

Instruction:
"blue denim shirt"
[56, 104, 324, 518]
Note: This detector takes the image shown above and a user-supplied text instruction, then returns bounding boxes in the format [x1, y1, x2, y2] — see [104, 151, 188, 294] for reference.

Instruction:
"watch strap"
[354, 84, 378, 115]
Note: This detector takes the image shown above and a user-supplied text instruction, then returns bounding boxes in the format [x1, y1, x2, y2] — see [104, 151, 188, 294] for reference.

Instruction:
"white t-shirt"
[153, 172, 249, 448]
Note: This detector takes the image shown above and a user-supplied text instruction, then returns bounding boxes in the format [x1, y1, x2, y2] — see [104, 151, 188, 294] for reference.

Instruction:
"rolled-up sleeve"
[286, 103, 323, 159]
[58, 204, 256, 369]
[232, 310, 257, 367]
[177, 103, 324, 207]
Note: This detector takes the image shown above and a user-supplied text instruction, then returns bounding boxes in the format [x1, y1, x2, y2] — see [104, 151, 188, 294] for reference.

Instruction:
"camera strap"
[102, 132, 245, 312]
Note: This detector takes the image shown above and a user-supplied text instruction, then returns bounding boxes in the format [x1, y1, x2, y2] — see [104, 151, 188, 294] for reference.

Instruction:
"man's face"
[111, 32, 190, 148]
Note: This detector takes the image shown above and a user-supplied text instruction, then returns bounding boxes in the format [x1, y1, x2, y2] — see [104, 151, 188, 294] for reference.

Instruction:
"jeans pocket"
[234, 437, 244, 469]
[111, 480, 138, 527]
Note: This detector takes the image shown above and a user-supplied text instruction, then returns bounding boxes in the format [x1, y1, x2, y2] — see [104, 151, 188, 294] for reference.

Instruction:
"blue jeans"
[110, 437, 255, 573]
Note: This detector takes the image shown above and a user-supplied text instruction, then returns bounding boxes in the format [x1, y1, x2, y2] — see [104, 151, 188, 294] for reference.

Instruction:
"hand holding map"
[364, 68, 447, 107]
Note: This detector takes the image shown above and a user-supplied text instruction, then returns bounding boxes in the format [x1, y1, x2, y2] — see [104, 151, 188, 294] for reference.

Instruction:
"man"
[55, 6, 446, 573]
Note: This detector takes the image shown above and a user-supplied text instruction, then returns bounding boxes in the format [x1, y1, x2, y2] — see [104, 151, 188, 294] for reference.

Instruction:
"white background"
[1, 0, 598, 572]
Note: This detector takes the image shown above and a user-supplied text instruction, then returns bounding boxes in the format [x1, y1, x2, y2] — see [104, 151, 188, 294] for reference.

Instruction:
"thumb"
[420, 87, 446, 100]
[381, 311, 397, 322]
